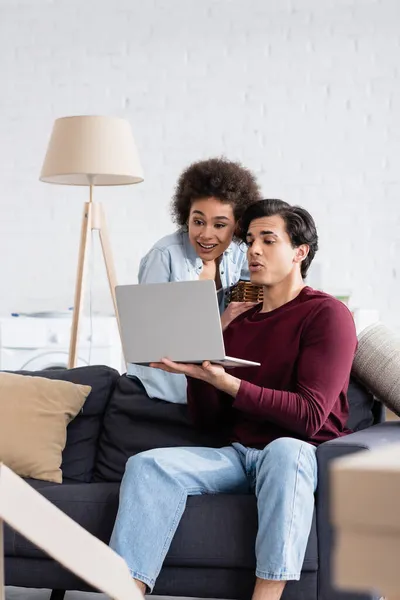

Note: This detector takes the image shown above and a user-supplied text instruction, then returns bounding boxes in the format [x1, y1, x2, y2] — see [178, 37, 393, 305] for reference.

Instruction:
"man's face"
[246, 215, 307, 286]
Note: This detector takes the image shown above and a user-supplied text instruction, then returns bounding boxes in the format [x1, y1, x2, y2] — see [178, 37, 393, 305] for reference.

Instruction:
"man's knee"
[258, 437, 316, 477]
[125, 447, 173, 478]
[124, 446, 195, 482]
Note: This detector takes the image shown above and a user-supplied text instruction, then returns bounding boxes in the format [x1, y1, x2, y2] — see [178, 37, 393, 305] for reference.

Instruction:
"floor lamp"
[40, 115, 144, 368]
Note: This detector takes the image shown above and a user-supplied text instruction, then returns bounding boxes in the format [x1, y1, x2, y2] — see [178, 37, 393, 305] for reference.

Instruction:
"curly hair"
[171, 157, 261, 227]
[238, 199, 319, 279]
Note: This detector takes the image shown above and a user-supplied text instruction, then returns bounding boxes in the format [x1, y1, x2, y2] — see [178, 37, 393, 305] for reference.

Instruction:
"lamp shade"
[40, 115, 144, 186]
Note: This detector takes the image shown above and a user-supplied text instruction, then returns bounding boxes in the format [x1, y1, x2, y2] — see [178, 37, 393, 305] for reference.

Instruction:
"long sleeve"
[232, 301, 357, 438]
[187, 377, 232, 431]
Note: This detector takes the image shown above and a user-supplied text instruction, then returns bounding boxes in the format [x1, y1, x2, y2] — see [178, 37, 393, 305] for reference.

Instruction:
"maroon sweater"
[187, 287, 357, 447]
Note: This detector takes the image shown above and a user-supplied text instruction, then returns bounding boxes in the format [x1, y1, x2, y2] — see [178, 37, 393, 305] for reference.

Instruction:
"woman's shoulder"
[226, 239, 248, 264]
[138, 230, 189, 282]
[149, 230, 187, 255]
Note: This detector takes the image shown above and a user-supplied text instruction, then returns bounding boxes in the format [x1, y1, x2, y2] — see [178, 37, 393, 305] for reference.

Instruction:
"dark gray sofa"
[3, 365, 396, 600]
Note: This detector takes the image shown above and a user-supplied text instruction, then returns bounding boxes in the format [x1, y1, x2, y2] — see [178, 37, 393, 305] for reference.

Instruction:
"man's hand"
[150, 358, 225, 385]
[221, 302, 257, 331]
[150, 358, 241, 398]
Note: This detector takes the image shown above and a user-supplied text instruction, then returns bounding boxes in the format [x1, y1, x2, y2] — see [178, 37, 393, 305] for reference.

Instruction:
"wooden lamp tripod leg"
[96, 204, 125, 363]
[68, 201, 92, 369]
[95, 204, 118, 320]
[68, 187, 124, 369]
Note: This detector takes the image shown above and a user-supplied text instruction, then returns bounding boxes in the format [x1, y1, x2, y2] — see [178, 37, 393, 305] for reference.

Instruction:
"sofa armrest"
[319, 421, 400, 461]
[316, 422, 400, 600]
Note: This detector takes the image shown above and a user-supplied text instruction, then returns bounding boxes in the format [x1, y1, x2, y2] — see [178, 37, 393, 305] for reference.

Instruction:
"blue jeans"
[109, 437, 317, 592]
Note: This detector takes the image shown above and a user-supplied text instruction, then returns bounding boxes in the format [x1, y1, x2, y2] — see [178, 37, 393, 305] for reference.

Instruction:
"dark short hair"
[239, 199, 319, 278]
[171, 157, 261, 228]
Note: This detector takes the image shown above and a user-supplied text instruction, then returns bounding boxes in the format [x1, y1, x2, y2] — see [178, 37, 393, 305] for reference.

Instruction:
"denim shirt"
[127, 230, 249, 403]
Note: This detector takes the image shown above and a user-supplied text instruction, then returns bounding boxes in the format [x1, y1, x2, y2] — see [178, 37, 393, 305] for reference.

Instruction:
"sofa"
[3, 364, 398, 600]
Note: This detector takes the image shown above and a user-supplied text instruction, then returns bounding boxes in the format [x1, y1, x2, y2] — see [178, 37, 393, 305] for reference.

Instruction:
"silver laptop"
[116, 280, 260, 368]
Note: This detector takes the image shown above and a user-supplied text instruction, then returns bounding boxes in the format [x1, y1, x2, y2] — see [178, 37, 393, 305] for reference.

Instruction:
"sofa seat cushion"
[4, 479, 317, 572]
[4, 479, 119, 559]
[166, 494, 318, 572]
[14, 366, 120, 482]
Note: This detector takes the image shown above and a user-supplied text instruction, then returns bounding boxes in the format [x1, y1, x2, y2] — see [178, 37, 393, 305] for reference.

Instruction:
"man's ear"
[293, 244, 309, 264]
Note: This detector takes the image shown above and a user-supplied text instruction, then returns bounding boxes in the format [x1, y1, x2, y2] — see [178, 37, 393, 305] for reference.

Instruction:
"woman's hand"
[221, 302, 257, 331]
[150, 358, 241, 398]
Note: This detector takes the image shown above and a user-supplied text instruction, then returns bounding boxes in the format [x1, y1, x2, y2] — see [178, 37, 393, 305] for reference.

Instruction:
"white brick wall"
[0, 0, 399, 329]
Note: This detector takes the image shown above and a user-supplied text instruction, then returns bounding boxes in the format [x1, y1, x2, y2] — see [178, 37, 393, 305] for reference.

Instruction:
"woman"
[128, 157, 261, 403]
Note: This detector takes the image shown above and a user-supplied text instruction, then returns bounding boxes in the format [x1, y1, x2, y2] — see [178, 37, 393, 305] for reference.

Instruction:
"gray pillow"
[352, 323, 400, 417]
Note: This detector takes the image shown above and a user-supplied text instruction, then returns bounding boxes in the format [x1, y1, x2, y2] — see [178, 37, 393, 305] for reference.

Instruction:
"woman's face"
[187, 197, 236, 262]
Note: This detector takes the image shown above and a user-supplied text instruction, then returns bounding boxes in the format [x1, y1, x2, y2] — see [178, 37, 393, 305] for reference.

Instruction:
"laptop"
[116, 280, 260, 368]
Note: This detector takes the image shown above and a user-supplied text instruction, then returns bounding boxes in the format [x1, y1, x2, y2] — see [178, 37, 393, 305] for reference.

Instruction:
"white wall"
[1, 0, 399, 328]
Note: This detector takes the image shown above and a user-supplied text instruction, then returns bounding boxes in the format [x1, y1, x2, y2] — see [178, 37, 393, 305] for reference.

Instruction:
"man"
[110, 199, 357, 600]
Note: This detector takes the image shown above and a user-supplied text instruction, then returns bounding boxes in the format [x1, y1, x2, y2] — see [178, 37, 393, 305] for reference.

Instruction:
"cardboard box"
[0, 463, 142, 600]
[331, 443, 400, 598]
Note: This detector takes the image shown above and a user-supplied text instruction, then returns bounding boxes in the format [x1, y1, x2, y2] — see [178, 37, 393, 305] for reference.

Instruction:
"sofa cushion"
[0, 372, 91, 483]
[94, 376, 225, 482]
[95, 375, 376, 483]
[3, 479, 120, 559]
[14, 366, 119, 482]
[167, 494, 318, 572]
[352, 322, 400, 416]
[3, 480, 317, 572]
[346, 377, 376, 431]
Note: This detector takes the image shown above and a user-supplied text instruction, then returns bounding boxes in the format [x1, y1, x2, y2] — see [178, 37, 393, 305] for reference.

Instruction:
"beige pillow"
[352, 322, 400, 417]
[0, 372, 91, 483]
